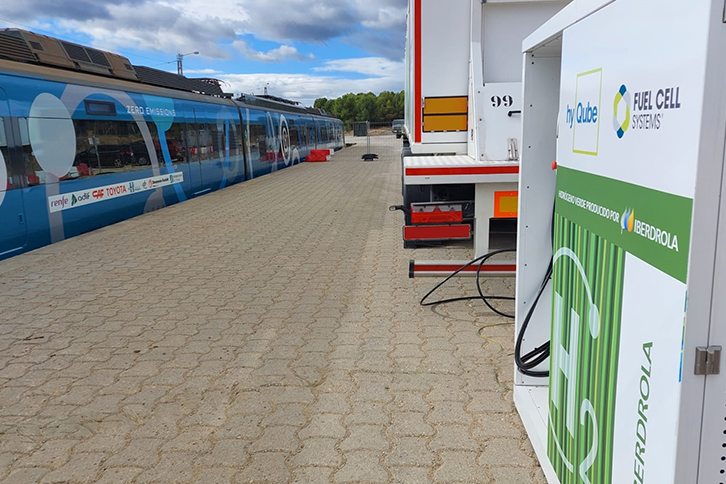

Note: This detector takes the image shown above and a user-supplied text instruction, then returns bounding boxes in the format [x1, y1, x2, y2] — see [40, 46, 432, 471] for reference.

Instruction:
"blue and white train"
[0, 31, 344, 260]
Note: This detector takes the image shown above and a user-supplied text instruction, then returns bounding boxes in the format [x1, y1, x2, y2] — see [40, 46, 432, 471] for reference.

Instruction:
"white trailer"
[400, 0, 567, 268]
[514, 0, 726, 482]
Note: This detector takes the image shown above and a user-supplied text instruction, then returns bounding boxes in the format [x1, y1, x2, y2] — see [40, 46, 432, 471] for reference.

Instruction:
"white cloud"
[0, 0, 406, 61]
[315, 57, 403, 78]
[232, 40, 314, 63]
[220, 57, 403, 106]
[55, 2, 240, 59]
[180, 68, 225, 75]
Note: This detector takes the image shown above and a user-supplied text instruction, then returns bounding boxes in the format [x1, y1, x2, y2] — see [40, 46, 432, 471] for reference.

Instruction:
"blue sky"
[0, 0, 406, 105]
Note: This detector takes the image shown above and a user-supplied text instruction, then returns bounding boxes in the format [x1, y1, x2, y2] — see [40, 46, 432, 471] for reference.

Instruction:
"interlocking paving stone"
[0, 136, 538, 483]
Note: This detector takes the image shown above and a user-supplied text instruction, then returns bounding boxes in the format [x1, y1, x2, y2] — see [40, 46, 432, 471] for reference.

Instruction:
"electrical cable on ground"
[419, 247, 554, 378]
[419, 248, 516, 318]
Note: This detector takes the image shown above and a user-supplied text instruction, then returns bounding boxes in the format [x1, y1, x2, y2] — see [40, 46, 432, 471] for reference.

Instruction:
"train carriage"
[0, 29, 344, 260]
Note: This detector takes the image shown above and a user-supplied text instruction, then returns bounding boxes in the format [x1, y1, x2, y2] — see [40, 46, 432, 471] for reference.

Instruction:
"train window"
[72, 119, 101, 178]
[249, 122, 266, 163]
[309, 126, 315, 146]
[231, 122, 242, 157]
[17, 118, 45, 185]
[71, 120, 155, 178]
[196, 124, 211, 161]
[211, 122, 224, 158]
[288, 118, 300, 151]
[84, 100, 116, 116]
[0, 118, 11, 190]
[163, 123, 188, 163]
[129, 122, 154, 169]
[188, 126, 198, 162]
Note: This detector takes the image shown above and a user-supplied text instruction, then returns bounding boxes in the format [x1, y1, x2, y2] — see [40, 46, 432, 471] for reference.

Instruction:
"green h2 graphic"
[548, 215, 626, 484]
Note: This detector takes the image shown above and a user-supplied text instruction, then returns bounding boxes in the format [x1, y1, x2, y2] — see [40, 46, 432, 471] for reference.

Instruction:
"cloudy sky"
[0, 0, 407, 105]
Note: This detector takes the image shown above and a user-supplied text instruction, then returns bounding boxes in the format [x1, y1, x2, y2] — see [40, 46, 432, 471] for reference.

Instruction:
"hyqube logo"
[613, 85, 631, 139]
[565, 68, 603, 156]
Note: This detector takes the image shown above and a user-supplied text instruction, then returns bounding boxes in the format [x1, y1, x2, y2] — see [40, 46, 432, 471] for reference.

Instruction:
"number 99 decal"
[491, 95, 514, 108]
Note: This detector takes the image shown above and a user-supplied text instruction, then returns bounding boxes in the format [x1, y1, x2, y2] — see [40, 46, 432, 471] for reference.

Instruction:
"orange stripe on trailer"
[423, 97, 468, 115]
[423, 114, 468, 133]
[404, 225, 470, 241]
[405, 166, 520, 176]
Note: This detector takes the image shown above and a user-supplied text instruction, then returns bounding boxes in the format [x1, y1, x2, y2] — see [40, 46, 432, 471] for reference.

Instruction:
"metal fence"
[351, 121, 398, 137]
[347, 121, 404, 161]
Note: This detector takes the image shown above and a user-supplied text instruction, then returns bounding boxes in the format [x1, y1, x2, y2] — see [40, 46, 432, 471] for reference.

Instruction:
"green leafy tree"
[313, 91, 404, 129]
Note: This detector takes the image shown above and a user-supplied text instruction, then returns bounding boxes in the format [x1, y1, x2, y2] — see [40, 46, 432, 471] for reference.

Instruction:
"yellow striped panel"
[423, 97, 468, 115]
[423, 114, 467, 132]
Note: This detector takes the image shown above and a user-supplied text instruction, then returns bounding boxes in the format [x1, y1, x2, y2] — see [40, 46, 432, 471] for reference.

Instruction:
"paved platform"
[0, 135, 544, 484]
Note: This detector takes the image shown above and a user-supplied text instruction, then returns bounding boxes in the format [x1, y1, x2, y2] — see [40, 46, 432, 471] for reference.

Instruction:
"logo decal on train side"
[48, 173, 184, 213]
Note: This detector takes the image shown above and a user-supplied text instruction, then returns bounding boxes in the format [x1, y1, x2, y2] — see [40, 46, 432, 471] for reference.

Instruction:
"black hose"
[418, 247, 554, 378]
[419, 248, 516, 318]
[513, 259, 553, 377]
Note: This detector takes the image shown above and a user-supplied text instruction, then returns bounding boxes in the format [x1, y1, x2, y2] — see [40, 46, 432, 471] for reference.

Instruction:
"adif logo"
[73, 192, 91, 206]
[613, 85, 631, 139]
[621, 207, 635, 232]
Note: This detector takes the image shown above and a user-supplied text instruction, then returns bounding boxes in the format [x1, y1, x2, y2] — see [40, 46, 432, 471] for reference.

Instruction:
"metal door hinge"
[507, 138, 519, 161]
[694, 346, 721, 375]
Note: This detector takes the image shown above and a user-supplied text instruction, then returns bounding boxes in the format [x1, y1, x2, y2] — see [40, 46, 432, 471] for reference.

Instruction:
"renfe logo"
[569, 68, 603, 156]
[48, 173, 183, 213]
[49, 195, 70, 210]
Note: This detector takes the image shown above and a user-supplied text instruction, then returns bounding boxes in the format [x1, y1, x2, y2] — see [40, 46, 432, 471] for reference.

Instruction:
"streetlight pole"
[176, 51, 199, 76]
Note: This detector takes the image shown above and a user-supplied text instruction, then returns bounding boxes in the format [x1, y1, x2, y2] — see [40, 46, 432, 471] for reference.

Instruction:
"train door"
[0, 88, 27, 256]
[191, 108, 211, 195]
[310, 121, 317, 150]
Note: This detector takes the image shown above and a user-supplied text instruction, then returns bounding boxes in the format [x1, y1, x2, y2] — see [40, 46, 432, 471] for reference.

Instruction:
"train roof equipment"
[0, 28, 223, 97]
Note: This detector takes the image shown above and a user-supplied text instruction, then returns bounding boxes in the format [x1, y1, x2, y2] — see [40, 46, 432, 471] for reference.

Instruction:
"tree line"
[313, 91, 404, 129]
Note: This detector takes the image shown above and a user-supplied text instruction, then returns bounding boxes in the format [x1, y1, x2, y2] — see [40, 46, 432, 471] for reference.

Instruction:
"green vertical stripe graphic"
[547, 214, 625, 484]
